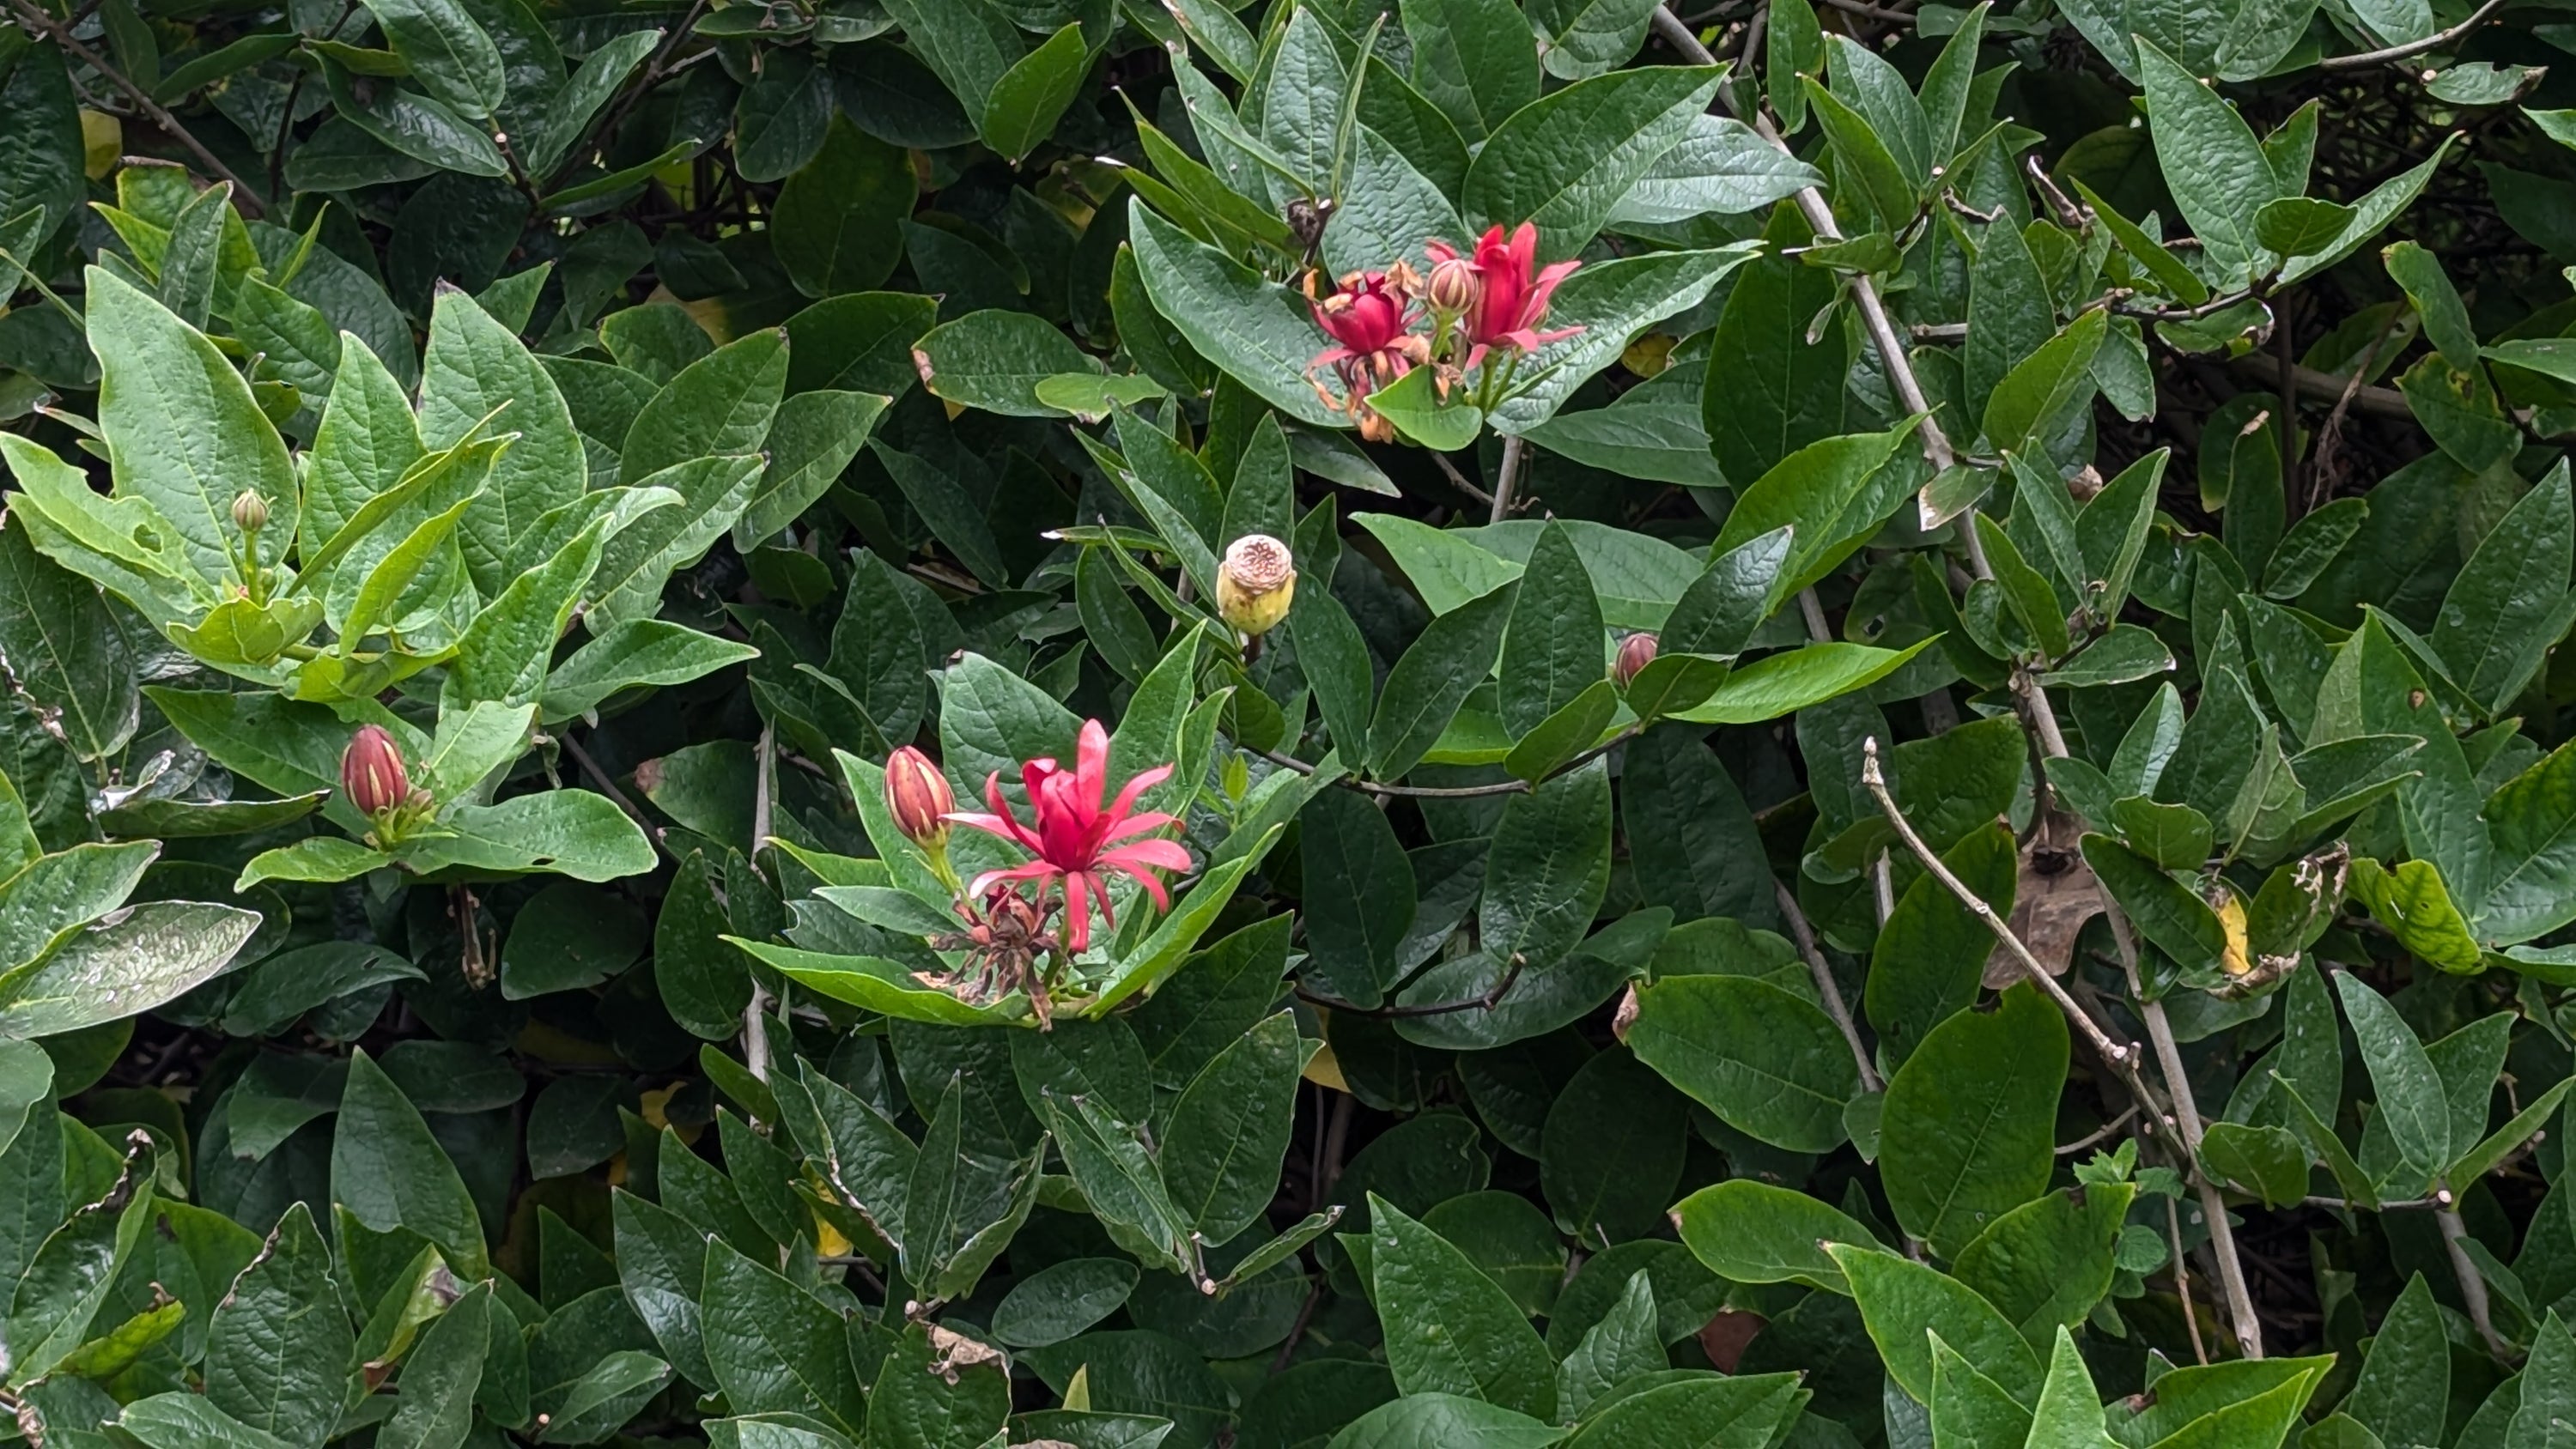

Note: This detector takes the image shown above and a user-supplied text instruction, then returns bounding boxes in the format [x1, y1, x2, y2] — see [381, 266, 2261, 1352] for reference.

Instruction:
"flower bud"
[341, 724, 410, 818]
[1427, 255, 1480, 314]
[1612, 632, 1658, 689]
[230, 489, 270, 535]
[884, 746, 956, 850]
[1216, 535, 1297, 638]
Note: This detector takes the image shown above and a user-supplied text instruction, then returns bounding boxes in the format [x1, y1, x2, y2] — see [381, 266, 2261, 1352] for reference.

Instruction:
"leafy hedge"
[4, 0, 2576, 1442]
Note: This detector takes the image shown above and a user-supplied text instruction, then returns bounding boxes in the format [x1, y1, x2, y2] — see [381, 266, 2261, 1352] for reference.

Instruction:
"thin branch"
[2057, 1105, 2141, 1155]
[1773, 880, 1882, 1092]
[2317, 0, 2508, 70]
[2167, 1196, 2211, 1367]
[558, 731, 676, 861]
[2438, 1204, 2516, 1361]
[2105, 909, 2268, 1360]
[1649, 3, 1956, 489]
[4, 0, 265, 215]
[1299, 953, 1526, 1018]
[1489, 435, 1528, 524]
[1431, 451, 1494, 507]
[1259, 728, 1636, 798]
[1862, 737, 2148, 1080]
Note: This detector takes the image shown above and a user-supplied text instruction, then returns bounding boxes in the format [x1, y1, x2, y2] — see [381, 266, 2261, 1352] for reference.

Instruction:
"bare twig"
[1773, 880, 1882, 1093]
[2309, 308, 2405, 510]
[1431, 451, 1494, 507]
[2167, 1196, 2210, 1366]
[2437, 1204, 2515, 1361]
[2318, 0, 2508, 70]
[1489, 435, 1528, 523]
[558, 731, 676, 861]
[4, 0, 266, 215]
[1649, 3, 1957, 490]
[1862, 738, 2146, 1079]
[2104, 910, 2267, 1360]
[1299, 953, 1526, 1018]
[2057, 1105, 2141, 1155]
[1259, 728, 1636, 798]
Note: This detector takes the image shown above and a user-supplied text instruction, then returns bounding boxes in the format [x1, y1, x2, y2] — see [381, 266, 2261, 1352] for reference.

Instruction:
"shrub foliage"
[2, 0, 2575, 1442]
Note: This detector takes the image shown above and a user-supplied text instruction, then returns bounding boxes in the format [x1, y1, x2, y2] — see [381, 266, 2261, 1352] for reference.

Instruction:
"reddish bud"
[885, 746, 956, 849]
[1613, 632, 1659, 689]
[341, 724, 410, 818]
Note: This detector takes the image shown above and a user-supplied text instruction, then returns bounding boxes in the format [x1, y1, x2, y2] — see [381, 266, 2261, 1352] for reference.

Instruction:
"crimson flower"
[1426, 223, 1583, 367]
[945, 719, 1193, 952]
[1306, 269, 1431, 442]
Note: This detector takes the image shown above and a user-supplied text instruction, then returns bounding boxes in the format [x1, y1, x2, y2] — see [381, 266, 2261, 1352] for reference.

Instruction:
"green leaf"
[2433, 458, 2571, 718]
[117, 1394, 292, 1449]
[584, 455, 766, 632]
[1127, 201, 1340, 427]
[1880, 983, 2066, 1258]
[331, 1050, 487, 1276]
[8, 1151, 154, 1385]
[700, 1241, 867, 1438]
[419, 285, 587, 596]
[1950, 1185, 2135, 1349]
[1498, 521, 1607, 737]
[1803, 80, 1919, 227]
[1983, 310, 2108, 459]
[2079, 834, 2226, 971]
[380, 1281, 489, 1449]
[2334, 969, 2451, 1181]
[2200, 1121, 2309, 1208]
[1672, 1179, 1873, 1292]
[1666, 639, 1933, 724]
[2347, 858, 2485, 972]
[0, 900, 262, 1039]
[981, 21, 1090, 162]
[1371, 581, 1516, 779]
[1401, 0, 1539, 139]
[871, 1320, 1010, 1449]
[993, 1258, 1138, 1349]
[1554, 1269, 1660, 1419]
[1832, 1242, 2042, 1405]
[1298, 788, 1415, 1009]
[356, 0, 501, 116]
[1482, 758, 1615, 978]
[1626, 973, 1857, 1153]
[1867, 822, 2015, 1070]
[917, 310, 1103, 418]
[1461, 65, 1723, 257]
[773, 117, 915, 300]
[2343, 1273, 2446, 1449]
[2257, 196, 2360, 258]
[1366, 367, 1484, 452]
[1367, 1195, 1558, 1420]
[1713, 422, 1917, 598]
[1324, 1394, 1565, 1449]
[86, 266, 296, 589]
[2134, 35, 2278, 285]
[0, 522, 136, 767]
[1539, 1047, 1687, 1245]
[623, 329, 788, 484]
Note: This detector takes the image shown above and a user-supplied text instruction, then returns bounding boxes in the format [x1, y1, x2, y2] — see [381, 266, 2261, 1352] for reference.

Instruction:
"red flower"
[884, 745, 955, 849]
[342, 724, 410, 817]
[1307, 270, 1431, 442]
[1426, 223, 1583, 367]
[945, 719, 1193, 952]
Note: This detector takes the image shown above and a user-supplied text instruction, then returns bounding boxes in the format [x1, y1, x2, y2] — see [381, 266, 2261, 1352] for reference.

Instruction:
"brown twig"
[1773, 880, 1882, 1093]
[1649, 4, 1958, 494]
[2317, 0, 2508, 70]
[2057, 1105, 2141, 1155]
[1259, 728, 1637, 798]
[1861, 737, 2148, 1082]
[2438, 1203, 2516, 1361]
[1299, 953, 1525, 1018]
[4, 0, 266, 215]
[2168, 1196, 2210, 1366]
[557, 730, 676, 861]
[1488, 436, 1528, 524]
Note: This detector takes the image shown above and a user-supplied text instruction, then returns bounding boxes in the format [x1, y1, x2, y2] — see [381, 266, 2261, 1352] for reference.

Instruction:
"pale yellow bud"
[1216, 534, 1297, 638]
